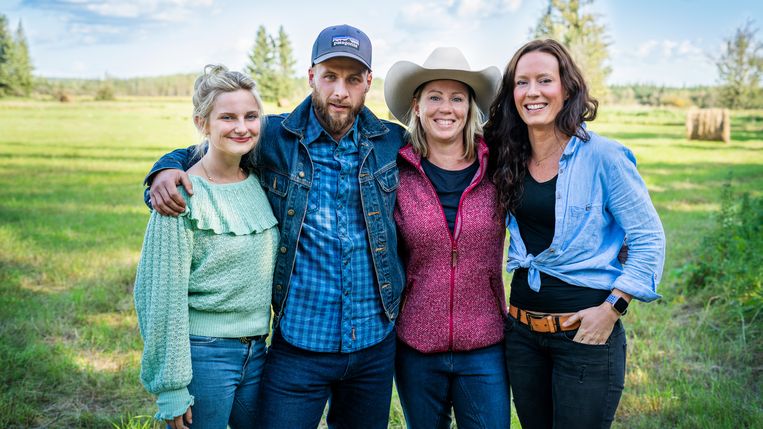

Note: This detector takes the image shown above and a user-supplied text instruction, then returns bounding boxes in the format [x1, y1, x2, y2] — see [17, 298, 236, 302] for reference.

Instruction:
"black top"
[421, 157, 479, 233]
[510, 173, 609, 313]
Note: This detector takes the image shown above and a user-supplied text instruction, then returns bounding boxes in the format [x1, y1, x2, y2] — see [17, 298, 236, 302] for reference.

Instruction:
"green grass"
[1, 97, 761, 428]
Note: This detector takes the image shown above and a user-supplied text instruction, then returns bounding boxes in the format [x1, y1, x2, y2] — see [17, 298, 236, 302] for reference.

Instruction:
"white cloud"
[660, 40, 677, 56]
[78, 0, 215, 19]
[635, 39, 703, 60]
[637, 40, 658, 58]
[456, 0, 522, 17]
[396, 0, 522, 32]
[397, 2, 454, 31]
[678, 40, 702, 56]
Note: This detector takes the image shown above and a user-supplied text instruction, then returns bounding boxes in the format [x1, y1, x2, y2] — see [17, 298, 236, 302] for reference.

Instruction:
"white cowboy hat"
[384, 47, 501, 124]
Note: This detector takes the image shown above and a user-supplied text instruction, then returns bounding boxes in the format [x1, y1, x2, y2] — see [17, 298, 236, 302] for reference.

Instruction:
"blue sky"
[1, 0, 761, 86]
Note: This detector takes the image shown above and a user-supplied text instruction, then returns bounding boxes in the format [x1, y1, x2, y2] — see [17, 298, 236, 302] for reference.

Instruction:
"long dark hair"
[485, 39, 598, 216]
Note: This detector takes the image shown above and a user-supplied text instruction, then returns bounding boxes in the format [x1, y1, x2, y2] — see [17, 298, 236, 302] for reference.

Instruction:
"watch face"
[613, 297, 629, 314]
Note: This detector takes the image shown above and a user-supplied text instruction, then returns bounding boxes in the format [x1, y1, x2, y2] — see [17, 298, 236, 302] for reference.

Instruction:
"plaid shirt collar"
[305, 106, 360, 146]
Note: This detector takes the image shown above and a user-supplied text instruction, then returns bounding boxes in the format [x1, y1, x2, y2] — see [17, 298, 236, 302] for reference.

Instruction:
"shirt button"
[279, 246, 287, 254]
[287, 209, 295, 216]
[549, 248, 555, 253]
[559, 168, 564, 174]
[298, 171, 305, 178]
[276, 284, 283, 291]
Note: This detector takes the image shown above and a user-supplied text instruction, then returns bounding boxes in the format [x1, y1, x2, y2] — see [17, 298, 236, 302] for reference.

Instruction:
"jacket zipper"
[412, 151, 486, 350]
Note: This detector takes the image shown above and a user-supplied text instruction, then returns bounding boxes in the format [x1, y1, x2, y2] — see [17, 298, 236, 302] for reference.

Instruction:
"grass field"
[1, 96, 761, 428]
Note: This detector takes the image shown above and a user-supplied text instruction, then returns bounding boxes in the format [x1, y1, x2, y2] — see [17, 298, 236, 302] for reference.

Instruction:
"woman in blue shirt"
[485, 39, 665, 428]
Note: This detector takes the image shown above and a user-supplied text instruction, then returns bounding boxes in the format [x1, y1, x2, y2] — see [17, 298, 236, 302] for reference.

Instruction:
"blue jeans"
[184, 335, 266, 429]
[395, 341, 511, 429]
[257, 329, 396, 429]
[504, 316, 627, 429]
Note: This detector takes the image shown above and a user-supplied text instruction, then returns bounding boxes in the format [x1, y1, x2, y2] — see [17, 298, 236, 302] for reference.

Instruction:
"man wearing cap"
[143, 24, 405, 428]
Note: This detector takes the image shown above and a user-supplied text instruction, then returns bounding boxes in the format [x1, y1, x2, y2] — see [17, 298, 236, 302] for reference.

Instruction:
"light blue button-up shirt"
[506, 128, 665, 302]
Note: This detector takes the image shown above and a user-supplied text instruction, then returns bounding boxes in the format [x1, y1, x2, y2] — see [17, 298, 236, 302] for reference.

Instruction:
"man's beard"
[311, 90, 365, 137]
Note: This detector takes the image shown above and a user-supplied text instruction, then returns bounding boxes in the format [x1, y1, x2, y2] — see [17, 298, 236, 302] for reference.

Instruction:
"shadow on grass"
[0, 141, 170, 153]
[0, 257, 156, 428]
[0, 152, 161, 163]
[731, 130, 763, 142]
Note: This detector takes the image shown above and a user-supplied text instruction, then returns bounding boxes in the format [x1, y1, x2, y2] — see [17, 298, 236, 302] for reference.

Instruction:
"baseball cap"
[311, 24, 372, 70]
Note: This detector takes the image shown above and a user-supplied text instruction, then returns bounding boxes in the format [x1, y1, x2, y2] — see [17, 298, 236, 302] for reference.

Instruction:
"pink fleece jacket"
[394, 138, 507, 353]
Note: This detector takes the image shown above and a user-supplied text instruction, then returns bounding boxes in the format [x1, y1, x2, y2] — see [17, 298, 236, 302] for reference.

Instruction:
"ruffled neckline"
[180, 174, 277, 235]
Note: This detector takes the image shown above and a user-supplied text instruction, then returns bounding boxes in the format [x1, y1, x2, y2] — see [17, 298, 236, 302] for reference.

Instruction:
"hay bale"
[686, 108, 730, 143]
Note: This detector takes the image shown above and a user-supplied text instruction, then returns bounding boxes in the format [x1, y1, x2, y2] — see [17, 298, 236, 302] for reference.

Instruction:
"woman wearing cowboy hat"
[385, 47, 510, 429]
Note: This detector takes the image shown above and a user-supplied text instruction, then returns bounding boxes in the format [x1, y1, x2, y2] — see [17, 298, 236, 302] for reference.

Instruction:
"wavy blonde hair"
[191, 64, 265, 162]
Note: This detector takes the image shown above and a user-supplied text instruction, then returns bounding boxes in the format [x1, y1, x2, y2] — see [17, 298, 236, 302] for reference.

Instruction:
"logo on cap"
[332, 36, 359, 50]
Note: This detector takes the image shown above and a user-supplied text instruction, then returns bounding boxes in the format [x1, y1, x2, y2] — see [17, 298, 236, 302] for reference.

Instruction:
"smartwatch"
[605, 294, 629, 316]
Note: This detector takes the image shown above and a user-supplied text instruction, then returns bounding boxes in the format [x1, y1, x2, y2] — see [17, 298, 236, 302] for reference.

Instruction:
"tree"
[246, 25, 278, 102]
[274, 25, 297, 104]
[533, 0, 611, 99]
[0, 14, 14, 96]
[10, 20, 33, 96]
[716, 20, 763, 109]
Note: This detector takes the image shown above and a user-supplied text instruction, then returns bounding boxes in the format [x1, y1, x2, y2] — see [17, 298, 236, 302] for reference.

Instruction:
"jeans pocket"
[189, 335, 219, 345]
[559, 329, 610, 349]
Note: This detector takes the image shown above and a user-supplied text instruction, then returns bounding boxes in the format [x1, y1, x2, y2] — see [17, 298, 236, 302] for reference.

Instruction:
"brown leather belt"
[509, 304, 580, 333]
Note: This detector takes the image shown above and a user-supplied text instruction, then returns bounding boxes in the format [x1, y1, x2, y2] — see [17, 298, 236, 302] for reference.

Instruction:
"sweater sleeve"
[133, 210, 196, 420]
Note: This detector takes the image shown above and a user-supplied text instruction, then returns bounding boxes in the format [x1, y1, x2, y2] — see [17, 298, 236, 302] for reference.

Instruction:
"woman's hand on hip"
[562, 303, 620, 345]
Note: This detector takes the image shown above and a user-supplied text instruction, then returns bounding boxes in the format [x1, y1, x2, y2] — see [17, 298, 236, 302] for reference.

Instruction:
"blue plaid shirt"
[279, 108, 393, 353]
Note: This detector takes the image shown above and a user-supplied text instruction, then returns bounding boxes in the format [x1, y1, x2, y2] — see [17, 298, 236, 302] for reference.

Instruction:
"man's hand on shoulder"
[149, 169, 193, 216]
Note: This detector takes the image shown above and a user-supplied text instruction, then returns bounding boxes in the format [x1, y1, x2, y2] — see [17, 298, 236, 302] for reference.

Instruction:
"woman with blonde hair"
[134, 64, 277, 429]
[385, 47, 510, 428]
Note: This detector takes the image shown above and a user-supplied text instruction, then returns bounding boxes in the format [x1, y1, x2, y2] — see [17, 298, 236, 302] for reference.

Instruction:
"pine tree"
[10, 20, 33, 96]
[246, 26, 277, 102]
[716, 20, 763, 109]
[274, 25, 297, 105]
[0, 14, 15, 97]
[533, 0, 611, 99]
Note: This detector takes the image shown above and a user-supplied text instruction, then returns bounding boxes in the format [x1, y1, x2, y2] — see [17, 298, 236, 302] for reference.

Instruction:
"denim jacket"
[144, 96, 407, 326]
[506, 129, 665, 302]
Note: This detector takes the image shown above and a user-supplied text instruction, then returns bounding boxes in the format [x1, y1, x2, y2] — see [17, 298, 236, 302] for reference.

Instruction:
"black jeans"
[504, 316, 627, 429]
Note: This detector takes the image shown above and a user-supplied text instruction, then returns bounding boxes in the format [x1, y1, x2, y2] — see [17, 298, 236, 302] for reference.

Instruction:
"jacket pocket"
[490, 276, 508, 320]
[259, 169, 289, 217]
[375, 162, 399, 216]
[259, 168, 289, 198]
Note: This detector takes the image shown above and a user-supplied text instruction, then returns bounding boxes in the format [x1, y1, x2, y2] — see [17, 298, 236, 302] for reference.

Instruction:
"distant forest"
[34, 74, 310, 102]
[32, 73, 759, 109]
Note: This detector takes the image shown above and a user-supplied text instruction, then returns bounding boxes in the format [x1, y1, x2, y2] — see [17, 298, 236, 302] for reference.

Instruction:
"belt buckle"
[525, 311, 557, 333]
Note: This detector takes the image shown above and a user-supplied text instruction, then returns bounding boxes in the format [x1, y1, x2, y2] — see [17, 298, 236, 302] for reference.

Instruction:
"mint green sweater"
[134, 174, 278, 420]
